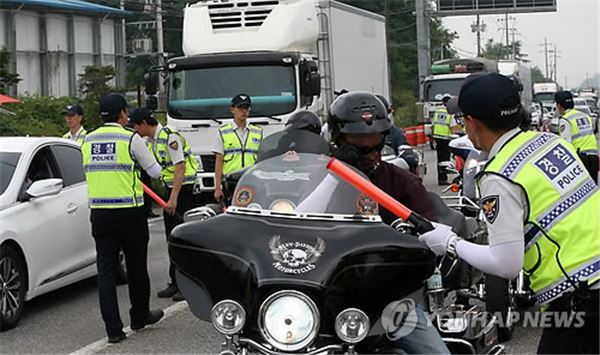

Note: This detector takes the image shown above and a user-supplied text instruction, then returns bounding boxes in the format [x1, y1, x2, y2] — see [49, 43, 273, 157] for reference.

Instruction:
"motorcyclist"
[329, 91, 447, 353]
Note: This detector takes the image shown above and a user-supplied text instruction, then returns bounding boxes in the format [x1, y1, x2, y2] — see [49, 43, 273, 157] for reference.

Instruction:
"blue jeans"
[390, 304, 450, 354]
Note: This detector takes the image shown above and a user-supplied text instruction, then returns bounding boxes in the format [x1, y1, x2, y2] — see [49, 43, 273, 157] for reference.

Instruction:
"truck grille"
[207, 1, 279, 30]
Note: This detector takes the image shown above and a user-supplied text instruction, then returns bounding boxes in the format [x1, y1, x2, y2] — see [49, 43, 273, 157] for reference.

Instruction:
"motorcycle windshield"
[231, 153, 379, 217]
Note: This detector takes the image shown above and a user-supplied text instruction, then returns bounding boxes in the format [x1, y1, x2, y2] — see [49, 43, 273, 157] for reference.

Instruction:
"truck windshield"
[534, 93, 555, 102]
[168, 65, 297, 119]
[424, 78, 464, 101]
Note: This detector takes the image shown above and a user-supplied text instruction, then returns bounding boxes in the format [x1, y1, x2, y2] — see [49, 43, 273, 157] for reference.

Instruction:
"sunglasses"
[353, 143, 385, 155]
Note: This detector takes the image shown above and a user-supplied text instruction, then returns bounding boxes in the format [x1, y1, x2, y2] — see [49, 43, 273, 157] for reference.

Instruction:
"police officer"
[432, 95, 461, 185]
[81, 94, 164, 343]
[62, 104, 87, 145]
[213, 94, 263, 203]
[418, 73, 599, 354]
[555, 91, 598, 184]
[329, 91, 446, 353]
[129, 108, 200, 301]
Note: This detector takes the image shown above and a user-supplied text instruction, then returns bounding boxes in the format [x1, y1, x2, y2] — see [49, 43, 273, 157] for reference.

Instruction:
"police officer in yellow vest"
[213, 94, 262, 203]
[418, 74, 599, 354]
[81, 94, 164, 343]
[432, 95, 461, 185]
[129, 107, 199, 301]
[555, 91, 599, 184]
[62, 104, 87, 145]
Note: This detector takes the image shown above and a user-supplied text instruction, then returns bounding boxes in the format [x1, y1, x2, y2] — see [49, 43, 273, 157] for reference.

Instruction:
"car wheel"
[0, 245, 27, 331]
[485, 275, 515, 342]
[116, 249, 128, 285]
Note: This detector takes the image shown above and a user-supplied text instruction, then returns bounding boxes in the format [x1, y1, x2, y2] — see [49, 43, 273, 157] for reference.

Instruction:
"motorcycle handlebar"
[326, 158, 434, 233]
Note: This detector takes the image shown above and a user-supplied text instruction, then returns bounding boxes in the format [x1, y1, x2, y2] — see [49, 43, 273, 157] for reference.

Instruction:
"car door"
[50, 144, 96, 273]
[15, 145, 83, 291]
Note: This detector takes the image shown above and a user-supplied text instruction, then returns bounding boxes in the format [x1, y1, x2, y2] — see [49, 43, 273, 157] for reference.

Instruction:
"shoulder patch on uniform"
[480, 195, 499, 224]
[169, 140, 179, 150]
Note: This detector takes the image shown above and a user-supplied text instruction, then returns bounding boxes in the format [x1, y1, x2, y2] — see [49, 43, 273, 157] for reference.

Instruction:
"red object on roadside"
[415, 125, 427, 145]
[404, 126, 418, 146]
[0, 94, 22, 105]
[327, 158, 412, 220]
[143, 183, 168, 209]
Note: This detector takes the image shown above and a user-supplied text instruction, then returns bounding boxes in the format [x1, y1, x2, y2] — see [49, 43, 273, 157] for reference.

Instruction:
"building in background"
[0, 0, 128, 97]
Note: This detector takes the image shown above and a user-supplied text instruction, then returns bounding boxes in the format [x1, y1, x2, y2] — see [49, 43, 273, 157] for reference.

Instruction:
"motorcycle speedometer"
[258, 290, 319, 351]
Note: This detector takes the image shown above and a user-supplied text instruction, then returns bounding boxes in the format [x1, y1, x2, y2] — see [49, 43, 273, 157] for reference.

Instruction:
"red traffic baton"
[327, 158, 434, 233]
[142, 183, 184, 221]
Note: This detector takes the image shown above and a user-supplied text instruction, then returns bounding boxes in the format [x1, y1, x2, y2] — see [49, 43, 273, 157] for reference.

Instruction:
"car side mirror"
[22, 178, 63, 201]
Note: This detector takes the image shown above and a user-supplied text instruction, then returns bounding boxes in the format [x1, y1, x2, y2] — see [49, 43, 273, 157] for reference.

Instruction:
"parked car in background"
[0, 137, 127, 331]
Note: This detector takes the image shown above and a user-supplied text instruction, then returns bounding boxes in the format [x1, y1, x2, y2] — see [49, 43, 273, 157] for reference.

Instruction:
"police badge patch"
[480, 195, 499, 224]
[169, 140, 179, 150]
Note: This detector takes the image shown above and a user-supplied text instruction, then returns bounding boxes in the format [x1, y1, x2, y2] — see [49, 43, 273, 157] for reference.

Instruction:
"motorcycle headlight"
[211, 300, 246, 335]
[269, 199, 296, 212]
[259, 290, 319, 351]
[335, 308, 370, 343]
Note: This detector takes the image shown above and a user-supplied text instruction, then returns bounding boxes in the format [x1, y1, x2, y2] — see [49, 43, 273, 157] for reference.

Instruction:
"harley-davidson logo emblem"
[361, 110, 374, 123]
[269, 235, 325, 275]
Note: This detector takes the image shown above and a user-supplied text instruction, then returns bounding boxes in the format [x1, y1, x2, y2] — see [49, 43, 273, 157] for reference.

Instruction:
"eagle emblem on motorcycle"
[480, 195, 499, 224]
[269, 235, 326, 274]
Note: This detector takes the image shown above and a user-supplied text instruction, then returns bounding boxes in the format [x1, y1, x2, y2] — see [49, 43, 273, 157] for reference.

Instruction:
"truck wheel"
[0, 245, 27, 331]
[116, 249, 128, 285]
[485, 275, 515, 342]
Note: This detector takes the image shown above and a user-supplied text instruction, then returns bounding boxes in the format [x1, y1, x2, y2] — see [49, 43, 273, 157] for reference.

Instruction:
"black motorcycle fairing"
[170, 212, 436, 336]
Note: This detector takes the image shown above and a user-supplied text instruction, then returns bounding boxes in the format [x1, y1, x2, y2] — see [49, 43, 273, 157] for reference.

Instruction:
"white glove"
[418, 222, 458, 256]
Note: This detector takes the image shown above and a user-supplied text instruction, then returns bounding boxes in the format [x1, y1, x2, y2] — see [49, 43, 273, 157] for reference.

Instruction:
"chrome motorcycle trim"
[239, 337, 343, 355]
[258, 290, 320, 352]
[441, 195, 480, 212]
[487, 344, 506, 355]
[441, 338, 476, 354]
[227, 206, 382, 223]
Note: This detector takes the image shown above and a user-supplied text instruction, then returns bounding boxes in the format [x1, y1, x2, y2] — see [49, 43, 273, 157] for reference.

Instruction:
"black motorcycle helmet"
[375, 94, 393, 115]
[285, 110, 322, 135]
[329, 91, 392, 142]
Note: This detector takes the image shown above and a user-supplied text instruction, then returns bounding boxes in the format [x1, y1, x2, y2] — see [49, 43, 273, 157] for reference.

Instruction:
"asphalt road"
[2, 144, 564, 354]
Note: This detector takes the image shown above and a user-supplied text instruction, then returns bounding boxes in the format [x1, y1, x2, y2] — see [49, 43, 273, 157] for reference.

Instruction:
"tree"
[482, 38, 528, 62]
[78, 65, 116, 99]
[531, 66, 551, 83]
[0, 47, 21, 94]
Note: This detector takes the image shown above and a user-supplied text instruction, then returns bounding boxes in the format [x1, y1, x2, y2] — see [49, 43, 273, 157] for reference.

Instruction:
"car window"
[51, 145, 85, 187]
[22, 147, 60, 193]
[0, 152, 21, 195]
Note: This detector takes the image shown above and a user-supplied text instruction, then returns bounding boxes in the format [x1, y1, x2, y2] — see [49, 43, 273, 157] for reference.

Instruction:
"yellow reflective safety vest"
[561, 108, 598, 155]
[63, 127, 87, 146]
[219, 123, 262, 175]
[151, 126, 198, 188]
[81, 125, 144, 209]
[479, 131, 600, 305]
[432, 107, 452, 139]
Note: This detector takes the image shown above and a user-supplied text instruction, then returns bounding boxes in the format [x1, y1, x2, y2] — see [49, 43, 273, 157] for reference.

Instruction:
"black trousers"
[579, 153, 598, 185]
[537, 290, 599, 354]
[90, 207, 150, 338]
[163, 184, 201, 286]
[435, 138, 451, 182]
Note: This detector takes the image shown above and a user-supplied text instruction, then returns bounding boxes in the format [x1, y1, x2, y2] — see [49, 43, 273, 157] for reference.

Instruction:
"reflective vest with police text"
[219, 123, 262, 175]
[432, 107, 452, 139]
[81, 125, 144, 209]
[479, 131, 600, 305]
[561, 108, 598, 155]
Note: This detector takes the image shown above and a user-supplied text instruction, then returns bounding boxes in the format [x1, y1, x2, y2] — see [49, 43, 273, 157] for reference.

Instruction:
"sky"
[441, 0, 600, 88]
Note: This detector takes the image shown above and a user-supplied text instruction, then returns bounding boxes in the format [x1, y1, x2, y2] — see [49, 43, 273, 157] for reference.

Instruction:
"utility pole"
[497, 15, 517, 59]
[156, 0, 164, 91]
[539, 38, 551, 79]
[471, 14, 486, 57]
[549, 44, 561, 82]
[415, 0, 430, 101]
[118, 0, 126, 88]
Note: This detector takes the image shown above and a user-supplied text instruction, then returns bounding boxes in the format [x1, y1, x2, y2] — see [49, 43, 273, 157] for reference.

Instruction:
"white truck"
[159, 0, 390, 193]
[533, 82, 560, 110]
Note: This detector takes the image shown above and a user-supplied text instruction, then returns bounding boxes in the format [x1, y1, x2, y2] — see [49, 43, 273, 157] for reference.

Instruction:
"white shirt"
[478, 128, 529, 246]
[212, 121, 250, 155]
[152, 123, 184, 165]
[558, 118, 573, 142]
[65, 126, 86, 141]
[104, 123, 161, 178]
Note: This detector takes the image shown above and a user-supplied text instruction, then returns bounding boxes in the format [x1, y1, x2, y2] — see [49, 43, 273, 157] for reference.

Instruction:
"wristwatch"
[446, 235, 462, 259]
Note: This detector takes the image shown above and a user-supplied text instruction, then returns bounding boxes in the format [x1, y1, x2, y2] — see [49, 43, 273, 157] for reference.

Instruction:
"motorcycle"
[170, 153, 503, 354]
[382, 145, 427, 178]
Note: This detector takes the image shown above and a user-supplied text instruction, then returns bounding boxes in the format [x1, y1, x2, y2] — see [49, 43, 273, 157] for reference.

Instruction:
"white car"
[0, 137, 126, 331]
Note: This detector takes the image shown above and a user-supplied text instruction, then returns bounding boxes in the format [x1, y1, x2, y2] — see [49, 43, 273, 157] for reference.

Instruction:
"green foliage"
[531, 66, 551, 83]
[0, 46, 21, 94]
[0, 96, 103, 137]
[482, 38, 527, 62]
[78, 65, 116, 99]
